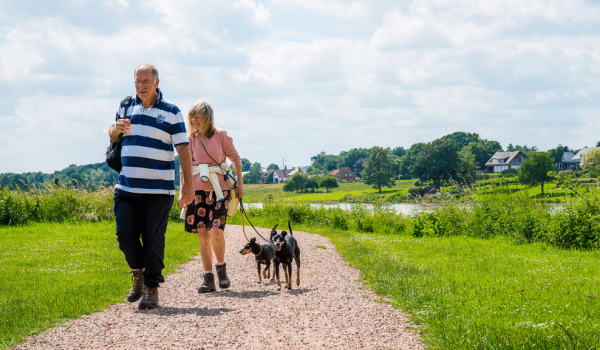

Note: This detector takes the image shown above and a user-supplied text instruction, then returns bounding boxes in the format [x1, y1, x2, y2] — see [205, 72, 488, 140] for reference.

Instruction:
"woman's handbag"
[105, 96, 132, 172]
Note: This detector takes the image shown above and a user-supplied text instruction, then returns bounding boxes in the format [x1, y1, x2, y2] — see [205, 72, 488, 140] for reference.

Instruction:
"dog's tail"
[288, 221, 293, 236]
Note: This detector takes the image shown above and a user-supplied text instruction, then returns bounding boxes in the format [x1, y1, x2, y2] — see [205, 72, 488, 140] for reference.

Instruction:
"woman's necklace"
[199, 134, 209, 143]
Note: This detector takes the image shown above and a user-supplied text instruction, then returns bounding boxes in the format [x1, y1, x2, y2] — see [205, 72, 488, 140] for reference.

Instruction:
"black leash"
[238, 198, 271, 242]
[195, 132, 269, 242]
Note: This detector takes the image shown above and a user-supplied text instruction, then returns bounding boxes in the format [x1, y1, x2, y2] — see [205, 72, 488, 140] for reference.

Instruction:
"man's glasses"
[135, 80, 155, 86]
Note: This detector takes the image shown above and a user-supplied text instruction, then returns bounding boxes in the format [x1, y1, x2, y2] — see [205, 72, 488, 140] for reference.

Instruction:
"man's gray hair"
[134, 63, 159, 80]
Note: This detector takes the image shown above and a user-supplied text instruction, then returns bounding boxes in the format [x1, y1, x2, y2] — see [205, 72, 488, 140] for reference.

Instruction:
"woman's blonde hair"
[187, 101, 215, 139]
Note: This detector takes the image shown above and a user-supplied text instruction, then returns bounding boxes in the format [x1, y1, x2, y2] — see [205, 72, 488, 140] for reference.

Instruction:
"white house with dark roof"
[556, 151, 576, 171]
[571, 147, 599, 169]
[485, 151, 527, 173]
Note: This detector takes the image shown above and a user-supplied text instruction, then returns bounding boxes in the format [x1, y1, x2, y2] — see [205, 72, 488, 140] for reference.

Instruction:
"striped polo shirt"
[113, 88, 188, 195]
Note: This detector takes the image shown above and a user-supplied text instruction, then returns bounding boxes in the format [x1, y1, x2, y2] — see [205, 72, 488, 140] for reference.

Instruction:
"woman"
[180, 101, 244, 293]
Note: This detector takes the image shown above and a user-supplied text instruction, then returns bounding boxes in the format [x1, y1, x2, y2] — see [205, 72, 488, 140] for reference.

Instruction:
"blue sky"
[1, 0, 600, 173]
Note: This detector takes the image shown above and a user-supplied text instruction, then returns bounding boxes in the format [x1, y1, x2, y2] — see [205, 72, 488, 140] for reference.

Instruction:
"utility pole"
[280, 158, 286, 169]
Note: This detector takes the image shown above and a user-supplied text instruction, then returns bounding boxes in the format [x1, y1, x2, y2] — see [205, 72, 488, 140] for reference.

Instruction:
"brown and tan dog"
[271, 222, 301, 290]
[239, 235, 276, 283]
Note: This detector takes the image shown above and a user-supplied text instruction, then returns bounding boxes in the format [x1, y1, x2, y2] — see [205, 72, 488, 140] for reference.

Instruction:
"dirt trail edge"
[16, 225, 424, 349]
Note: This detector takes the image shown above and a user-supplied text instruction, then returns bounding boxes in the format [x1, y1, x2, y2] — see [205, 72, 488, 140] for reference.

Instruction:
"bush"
[0, 185, 115, 225]
[500, 168, 518, 177]
[407, 187, 425, 198]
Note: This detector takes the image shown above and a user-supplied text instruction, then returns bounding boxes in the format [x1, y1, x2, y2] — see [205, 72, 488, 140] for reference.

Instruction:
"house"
[330, 167, 356, 182]
[571, 147, 599, 170]
[485, 151, 527, 173]
[287, 166, 309, 177]
[556, 151, 577, 171]
[262, 169, 295, 183]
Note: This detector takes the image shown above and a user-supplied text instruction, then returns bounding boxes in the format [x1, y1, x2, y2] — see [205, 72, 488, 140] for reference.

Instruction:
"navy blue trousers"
[114, 189, 174, 288]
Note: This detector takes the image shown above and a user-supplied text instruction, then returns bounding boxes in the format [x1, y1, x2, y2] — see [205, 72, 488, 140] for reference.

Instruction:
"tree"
[12, 174, 28, 190]
[319, 176, 338, 192]
[241, 158, 252, 172]
[511, 145, 539, 157]
[518, 152, 555, 195]
[306, 166, 328, 176]
[398, 143, 425, 177]
[390, 146, 406, 158]
[246, 162, 262, 184]
[267, 163, 279, 170]
[361, 147, 396, 193]
[456, 148, 478, 184]
[337, 148, 370, 169]
[462, 140, 502, 169]
[310, 152, 339, 171]
[305, 177, 319, 192]
[284, 172, 308, 193]
[411, 139, 460, 188]
[581, 148, 600, 177]
[440, 132, 480, 150]
[596, 141, 600, 147]
[0, 174, 11, 189]
[547, 145, 566, 164]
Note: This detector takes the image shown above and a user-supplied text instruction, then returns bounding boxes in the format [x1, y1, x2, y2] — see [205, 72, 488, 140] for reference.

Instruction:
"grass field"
[243, 179, 416, 203]
[0, 220, 197, 349]
[320, 230, 600, 349]
[243, 177, 600, 204]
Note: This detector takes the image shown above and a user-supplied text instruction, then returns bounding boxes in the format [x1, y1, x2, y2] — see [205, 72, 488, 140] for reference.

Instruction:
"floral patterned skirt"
[184, 190, 231, 233]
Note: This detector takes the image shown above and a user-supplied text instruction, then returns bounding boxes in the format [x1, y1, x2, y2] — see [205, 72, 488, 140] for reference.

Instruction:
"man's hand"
[236, 185, 244, 199]
[109, 119, 131, 142]
[179, 183, 194, 208]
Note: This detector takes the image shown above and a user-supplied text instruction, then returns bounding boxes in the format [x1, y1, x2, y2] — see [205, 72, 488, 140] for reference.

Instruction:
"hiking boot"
[216, 263, 231, 289]
[138, 286, 159, 309]
[126, 269, 144, 302]
[198, 272, 216, 293]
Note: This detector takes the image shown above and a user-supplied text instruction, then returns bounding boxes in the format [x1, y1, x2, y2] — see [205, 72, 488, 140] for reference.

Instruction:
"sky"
[1, 0, 600, 174]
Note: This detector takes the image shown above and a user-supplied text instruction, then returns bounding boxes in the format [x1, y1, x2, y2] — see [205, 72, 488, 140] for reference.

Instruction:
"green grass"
[229, 195, 600, 348]
[244, 179, 415, 203]
[312, 227, 600, 349]
[0, 220, 198, 349]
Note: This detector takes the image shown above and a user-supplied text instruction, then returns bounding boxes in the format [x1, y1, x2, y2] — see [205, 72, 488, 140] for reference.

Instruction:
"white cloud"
[2, 0, 600, 173]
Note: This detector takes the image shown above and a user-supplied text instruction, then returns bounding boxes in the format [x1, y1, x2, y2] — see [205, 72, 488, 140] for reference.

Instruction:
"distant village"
[243, 147, 597, 185]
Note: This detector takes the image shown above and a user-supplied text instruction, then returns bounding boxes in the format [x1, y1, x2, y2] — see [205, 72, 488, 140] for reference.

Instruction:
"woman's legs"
[197, 227, 226, 271]
[211, 228, 225, 263]
[197, 228, 213, 272]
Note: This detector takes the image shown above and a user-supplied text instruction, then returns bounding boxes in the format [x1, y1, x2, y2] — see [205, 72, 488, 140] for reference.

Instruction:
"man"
[108, 63, 194, 309]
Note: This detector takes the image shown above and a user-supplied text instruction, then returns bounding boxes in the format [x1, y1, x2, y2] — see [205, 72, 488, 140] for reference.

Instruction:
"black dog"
[239, 236, 276, 283]
[272, 221, 301, 290]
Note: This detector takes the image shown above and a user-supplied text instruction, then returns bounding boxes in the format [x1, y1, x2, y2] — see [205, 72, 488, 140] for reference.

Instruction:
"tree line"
[2, 131, 594, 191]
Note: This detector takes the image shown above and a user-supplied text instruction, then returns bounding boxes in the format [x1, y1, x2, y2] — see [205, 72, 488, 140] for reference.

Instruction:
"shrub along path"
[16, 225, 423, 349]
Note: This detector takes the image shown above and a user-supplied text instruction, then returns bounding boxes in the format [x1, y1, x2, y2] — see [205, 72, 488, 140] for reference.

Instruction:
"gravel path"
[16, 225, 424, 349]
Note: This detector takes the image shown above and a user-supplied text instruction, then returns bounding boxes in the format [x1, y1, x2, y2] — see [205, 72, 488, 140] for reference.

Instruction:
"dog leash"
[241, 204, 250, 242]
[239, 204, 265, 257]
[238, 198, 271, 242]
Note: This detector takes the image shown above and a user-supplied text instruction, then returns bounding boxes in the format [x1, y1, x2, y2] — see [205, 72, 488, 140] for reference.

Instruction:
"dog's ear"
[282, 230, 287, 237]
[250, 237, 256, 243]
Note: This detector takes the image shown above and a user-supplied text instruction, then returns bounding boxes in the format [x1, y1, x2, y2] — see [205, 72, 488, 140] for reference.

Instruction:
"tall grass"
[230, 191, 600, 250]
[0, 184, 114, 225]
[0, 184, 185, 226]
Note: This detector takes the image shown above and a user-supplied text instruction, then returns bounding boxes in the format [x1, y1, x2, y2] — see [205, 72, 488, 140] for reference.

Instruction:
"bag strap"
[118, 96, 132, 142]
[197, 134, 235, 186]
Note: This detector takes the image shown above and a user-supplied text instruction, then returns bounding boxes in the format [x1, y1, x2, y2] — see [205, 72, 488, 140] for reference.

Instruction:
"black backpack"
[105, 96, 132, 172]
